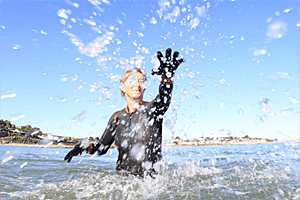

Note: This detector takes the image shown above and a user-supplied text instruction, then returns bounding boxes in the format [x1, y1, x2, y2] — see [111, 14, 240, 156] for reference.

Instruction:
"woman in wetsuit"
[65, 48, 184, 177]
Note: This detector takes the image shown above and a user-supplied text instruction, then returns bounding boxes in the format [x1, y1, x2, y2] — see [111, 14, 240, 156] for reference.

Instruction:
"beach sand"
[0, 143, 74, 148]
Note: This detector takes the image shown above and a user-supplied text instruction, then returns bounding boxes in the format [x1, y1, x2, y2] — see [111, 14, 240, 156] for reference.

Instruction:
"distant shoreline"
[1, 140, 298, 149]
[164, 141, 286, 147]
[0, 143, 74, 148]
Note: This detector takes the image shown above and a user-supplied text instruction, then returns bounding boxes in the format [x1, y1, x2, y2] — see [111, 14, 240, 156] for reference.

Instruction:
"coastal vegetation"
[0, 119, 103, 147]
[0, 119, 41, 137]
[0, 119, 73, 146]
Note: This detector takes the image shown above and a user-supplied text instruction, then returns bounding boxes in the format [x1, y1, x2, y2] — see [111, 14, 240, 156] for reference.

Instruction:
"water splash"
[60, 74, 68, 82]
[129, 143, 145, 161]
[1, 143, 299, 199]
[290, 97, 298, 105]
[12, 44, 21, 50]
[70, 111, 86, 124]
[188, 71, 195, 78]
[259, 98, 272, 113]
[181, 87, 189, 101]
[2, 155, 13, 163]
[56, 94, 66, 102]
[20, 162, 27, 168]
[90, 81, 103, 92]
[100, 87, 113, 101]
[57, 8, 71, 20]
[266, 21, 288, 40]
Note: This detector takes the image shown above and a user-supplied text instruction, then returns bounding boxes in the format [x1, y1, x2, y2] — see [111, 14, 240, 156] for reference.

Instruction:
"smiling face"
[120, 71, 146, 101]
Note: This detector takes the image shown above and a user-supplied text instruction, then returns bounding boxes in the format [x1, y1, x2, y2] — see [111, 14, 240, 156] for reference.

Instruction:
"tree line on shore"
[0, 119, 41, 137]
[0, 119, 43, 144]
[0, 119, 98, 145]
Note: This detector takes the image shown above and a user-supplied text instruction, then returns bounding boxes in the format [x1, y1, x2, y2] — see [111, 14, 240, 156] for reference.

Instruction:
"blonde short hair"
[120, 67, 147, 96]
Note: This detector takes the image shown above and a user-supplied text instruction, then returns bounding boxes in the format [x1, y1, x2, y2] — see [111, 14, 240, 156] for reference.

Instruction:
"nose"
[133, 79, 144, 90]
[134, 80, 141, 89]
[133, 79, 139, 86]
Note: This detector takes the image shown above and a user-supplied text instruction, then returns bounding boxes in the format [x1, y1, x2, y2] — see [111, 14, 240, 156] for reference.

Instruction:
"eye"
[128, 77, 135, 85]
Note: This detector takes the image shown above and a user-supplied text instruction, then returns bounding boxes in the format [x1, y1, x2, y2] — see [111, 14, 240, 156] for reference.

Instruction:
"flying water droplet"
[56, 94, 66, 102]
[239, 109, 243, 116]
[283, 8, 292, 13]
[165, 119, 174, 131]
[70, 111, 86, 123]
[150, 17, 157, 24]
[290, 97, 298, 104]
[121, 140, 129, 148]
[20, 162, 28, 168]
[109, 74, 122, 81]
[90, 81, 103, 92]
[100, 87, 113, 101]
[73, 85, 83, 92]
[188, 72, 195, 78]
[259, 98, 272, 113]
[71, 74, 78, 81]
[60, 74, 68, 82]
[2, 156, 13, 163]
[181, 87, 189, 101]
[129, 143, 145, 161]
[190, 17, 200, 29]
[13, 44, 21, 50]
[57, 8, 71, 19]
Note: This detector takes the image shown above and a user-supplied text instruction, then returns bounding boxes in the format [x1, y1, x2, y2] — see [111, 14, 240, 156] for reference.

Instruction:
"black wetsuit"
[94, 82, 173, 176]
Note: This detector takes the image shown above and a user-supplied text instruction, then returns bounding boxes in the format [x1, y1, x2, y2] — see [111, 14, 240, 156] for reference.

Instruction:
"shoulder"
[114, 109, 126, 115]
[142, 99, 155, 108]
[107, 109, 126, 122]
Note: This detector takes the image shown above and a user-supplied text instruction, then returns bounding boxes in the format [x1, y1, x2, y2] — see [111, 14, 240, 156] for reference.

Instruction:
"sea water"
[0, 143, 300, 200]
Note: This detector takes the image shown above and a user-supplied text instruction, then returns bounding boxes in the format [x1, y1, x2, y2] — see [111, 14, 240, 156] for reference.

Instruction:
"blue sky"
[1, 0, 299, 141]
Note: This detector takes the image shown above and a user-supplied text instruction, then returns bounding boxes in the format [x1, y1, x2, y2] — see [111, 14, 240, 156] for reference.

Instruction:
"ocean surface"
[1, 143, 300, 200]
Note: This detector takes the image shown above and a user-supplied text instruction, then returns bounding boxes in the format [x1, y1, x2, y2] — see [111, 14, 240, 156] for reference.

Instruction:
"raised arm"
[152, 48, 185, 115]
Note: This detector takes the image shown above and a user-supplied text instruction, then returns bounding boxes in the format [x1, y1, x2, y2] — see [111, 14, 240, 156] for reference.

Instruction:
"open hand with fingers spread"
[152, 48, 185, 78]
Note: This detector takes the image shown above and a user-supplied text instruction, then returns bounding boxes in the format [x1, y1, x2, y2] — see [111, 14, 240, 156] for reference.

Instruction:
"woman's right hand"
[64, 143, 83, 163]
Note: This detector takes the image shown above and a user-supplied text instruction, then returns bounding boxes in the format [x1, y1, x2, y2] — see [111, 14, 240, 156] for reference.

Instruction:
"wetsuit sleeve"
[154, 79, 173, 116]
[94, 113, 118, 155]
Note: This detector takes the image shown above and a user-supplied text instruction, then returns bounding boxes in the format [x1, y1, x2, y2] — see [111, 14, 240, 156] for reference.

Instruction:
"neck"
[125, 96, 144, 113]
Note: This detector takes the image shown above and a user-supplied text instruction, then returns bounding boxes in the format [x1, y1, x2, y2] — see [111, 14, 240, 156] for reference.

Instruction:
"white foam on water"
[20, 162, 27, 168]
[2, 156, 13, 163]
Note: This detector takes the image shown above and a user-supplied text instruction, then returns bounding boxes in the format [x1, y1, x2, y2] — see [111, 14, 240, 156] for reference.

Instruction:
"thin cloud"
[267, 72, 293, 81]
[1, 90, 16, 99]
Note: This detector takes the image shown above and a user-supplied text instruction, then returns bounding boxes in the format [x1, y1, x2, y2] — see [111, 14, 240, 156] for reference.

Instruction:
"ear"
[121, 85, 127, 95]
